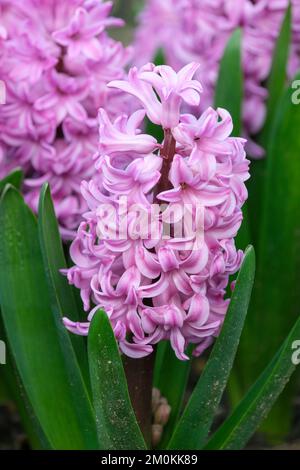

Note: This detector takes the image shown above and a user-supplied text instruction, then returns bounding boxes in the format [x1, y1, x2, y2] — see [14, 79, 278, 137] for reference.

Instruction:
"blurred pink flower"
[52, 3, 123, 60]
[133, 0, 297, 157]
[0, 0, 131, 237]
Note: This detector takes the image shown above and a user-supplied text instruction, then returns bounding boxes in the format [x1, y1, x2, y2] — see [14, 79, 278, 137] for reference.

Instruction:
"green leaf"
[236, 72, 300, 440]
[233, 5, 294, 408]
[153, 49, 165, 67]
[167, 246, 255, 450]
[259, 4, 291, 146]
[235, 205, 251, 251]
[0, 186, 98, 449]
[205, 314, 300, 449]
[247, 4, 291, 249]
[214, 28, 250, 251]
[145, 118, 164, 145]
[214, 28, 243, 136]
[0, 168, 23, 193]
[0, 318, 51, 449]
[88, 309, 146, 450]
[154, 342, 192, 448]
[38, 183, 89, 385]
[0, 170, 27, 434]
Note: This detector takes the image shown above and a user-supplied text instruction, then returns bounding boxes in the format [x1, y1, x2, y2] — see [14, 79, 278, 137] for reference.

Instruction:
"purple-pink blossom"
[133, 0, 298, 157]
[0, 0, 130, 238]
[63, 63, 249, 360]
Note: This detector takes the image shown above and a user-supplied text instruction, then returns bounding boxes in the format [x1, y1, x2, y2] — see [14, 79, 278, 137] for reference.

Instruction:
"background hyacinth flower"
[133, 0, 298, 157]
[64, 62, 250, 360]
[0, 0, 131, 238]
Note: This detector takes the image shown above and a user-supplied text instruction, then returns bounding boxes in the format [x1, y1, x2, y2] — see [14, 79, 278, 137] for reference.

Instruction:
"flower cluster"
[64, 63, 250, 360]
[133, 0, 296, 157]
[0, 0, 130, 238]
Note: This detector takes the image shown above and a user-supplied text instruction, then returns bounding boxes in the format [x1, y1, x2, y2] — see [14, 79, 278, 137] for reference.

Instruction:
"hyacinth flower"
[63, 62, 250, 361]
[133, 0, 298, 157]
[0, 0, 130, 238]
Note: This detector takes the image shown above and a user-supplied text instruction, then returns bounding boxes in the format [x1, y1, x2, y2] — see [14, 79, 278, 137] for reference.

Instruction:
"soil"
[0, 403, 29, 450]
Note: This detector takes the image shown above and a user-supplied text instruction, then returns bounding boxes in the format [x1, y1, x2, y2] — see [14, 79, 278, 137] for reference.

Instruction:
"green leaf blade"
[214, 28, 250, 251]
[205, 314, 300, 450]
[247, 4, 291, 251]
[168, 246, 255, 450]
[214, 28, 243, 136]
[88, 309, 146, 450]
[236, 71, 300, 440]
[38, 183, 89, 383]
[0, 168, 23, 193]
[260, 4, 291, 146]
[0, 318, 51, 449]
[0, 186, 98, 449]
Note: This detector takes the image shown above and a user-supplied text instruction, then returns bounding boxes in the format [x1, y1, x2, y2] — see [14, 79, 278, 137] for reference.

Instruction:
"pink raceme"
[63, 63, 249, 360]
[0, 0, 130, 238]
[133, 0, 296, 157]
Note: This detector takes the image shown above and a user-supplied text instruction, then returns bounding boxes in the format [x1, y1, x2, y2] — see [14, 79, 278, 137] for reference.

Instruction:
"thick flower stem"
[121, 131, 175, 447]
[154, 128, 176, 197]
[121, 133, 174, 448]
[123, 351, 156, 447]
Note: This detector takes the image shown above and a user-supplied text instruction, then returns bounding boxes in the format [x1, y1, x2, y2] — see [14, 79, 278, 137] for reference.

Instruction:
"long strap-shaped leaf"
[0, 318, 51, 449]
[259, 3, 291, 146]
[88, 309, 146, 450]
[247, 4, 291, 249]
[38, 183, 90, 386]
[0, 168, 23, 193]
[0, 171, 46, 448]
[237, 71, 300, 439]
[204, 314, 300, 449]
[214, 28, 250, 252]
[167, 246, 255, 449]
[0, 186, 98, 449]
[214, 28, 243, 136]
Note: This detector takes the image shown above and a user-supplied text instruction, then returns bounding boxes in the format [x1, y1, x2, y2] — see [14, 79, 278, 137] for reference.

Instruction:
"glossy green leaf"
[260, 4, 291, 146]
[247, 4, 291, 248]
[235, 206, 251, 252]
[236, 73, 300, 440]
[154, 342, 192, 448]
[214, 28, 250, 251]
[205, 314, 300, 449]
[0, 168, 23, 193]
[167, 246, 255, 450]
[0, 186, 98, 449]
[214, 28, 243, 136]
[38, 183, 89, 385]
[0, 170, 26, 427]
[88, 309, 146, 450]
[0, 318, 51, 449]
